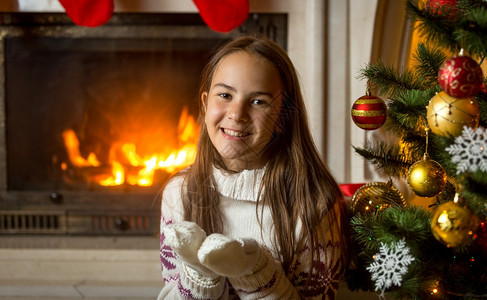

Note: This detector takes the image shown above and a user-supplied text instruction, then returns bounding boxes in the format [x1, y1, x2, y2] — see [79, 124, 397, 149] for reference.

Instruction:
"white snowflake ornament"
[367, 239, 415, 297]
[445, 126, 487, 175]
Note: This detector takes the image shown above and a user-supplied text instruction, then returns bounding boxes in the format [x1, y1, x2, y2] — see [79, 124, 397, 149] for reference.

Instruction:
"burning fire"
[62, 107, 198, 187]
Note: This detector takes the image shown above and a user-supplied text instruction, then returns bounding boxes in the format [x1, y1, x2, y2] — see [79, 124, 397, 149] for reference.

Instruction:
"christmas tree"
[346, 0, 487, 299]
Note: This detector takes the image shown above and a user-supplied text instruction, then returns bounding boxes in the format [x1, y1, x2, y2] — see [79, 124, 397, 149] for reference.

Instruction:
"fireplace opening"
[6, 35, 205, 192]
[0, 12, 287, 235]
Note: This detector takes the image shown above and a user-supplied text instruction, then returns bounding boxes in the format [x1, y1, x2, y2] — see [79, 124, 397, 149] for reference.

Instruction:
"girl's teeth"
[224, 129, 249, 137]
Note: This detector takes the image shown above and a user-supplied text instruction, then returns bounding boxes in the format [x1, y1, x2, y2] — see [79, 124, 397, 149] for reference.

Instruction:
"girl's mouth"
[222, 128, 251, 138]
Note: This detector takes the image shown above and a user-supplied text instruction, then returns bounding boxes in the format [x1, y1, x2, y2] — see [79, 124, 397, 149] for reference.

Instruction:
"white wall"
[326, 0, 379, 183]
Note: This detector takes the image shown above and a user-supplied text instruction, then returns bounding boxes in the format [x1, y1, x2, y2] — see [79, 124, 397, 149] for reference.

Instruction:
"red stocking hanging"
[193, 0, 249, 33]
[59, 0, 114, 27]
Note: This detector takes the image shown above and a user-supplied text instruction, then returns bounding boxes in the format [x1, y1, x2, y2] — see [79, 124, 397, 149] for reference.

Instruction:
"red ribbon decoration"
[339, 183, 365, 197]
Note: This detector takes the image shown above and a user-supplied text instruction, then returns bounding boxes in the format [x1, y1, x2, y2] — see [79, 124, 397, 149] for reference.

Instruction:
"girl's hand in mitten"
[162, 221, 217, 277]
[198, 233, 263, 277]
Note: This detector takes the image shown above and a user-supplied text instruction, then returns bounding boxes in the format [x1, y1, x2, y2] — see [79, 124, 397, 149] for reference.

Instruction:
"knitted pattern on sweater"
[158, 167, 340, 299]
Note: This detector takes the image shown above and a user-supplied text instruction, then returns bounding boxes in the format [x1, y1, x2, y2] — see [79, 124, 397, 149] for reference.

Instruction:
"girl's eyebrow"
[213, 83, 236, 92]
[213, 83, 275, 98]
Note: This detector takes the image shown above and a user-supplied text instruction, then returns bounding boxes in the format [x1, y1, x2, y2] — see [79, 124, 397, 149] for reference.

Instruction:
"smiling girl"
[159, 35, 349, 299]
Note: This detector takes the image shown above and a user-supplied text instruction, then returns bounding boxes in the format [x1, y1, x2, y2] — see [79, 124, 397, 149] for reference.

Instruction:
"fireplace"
[0, 12, 287, 235]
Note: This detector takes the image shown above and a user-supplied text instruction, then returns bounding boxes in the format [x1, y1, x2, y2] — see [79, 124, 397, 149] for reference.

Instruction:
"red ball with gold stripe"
[351, 92, 387, 130]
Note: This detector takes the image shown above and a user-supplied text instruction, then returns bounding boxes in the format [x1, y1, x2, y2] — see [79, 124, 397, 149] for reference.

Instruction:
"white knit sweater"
[158, 167, 340, 299]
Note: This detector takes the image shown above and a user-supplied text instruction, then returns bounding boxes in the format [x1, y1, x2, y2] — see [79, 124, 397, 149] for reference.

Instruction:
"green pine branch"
[349, 206, 449, 299]
[388, 89, 435, 130]
[358, 61, 426, 98]
[455, 7, 487, 58]
[407, 0, 487, 58]
[406, 0, 459, 53]
[460, 171, 487, 216]
[382, 117, 426, 149]
[411, 43, 447, 87]
[353, 141, 417, 178]
[456, 0, 487, 11]
[477, 91, 487, 124]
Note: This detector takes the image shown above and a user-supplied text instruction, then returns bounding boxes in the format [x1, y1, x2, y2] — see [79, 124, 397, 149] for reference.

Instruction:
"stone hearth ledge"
[0, 235, 162, 298]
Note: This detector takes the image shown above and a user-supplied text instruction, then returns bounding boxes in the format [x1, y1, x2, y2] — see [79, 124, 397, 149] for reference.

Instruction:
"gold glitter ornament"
[426, 91, 480, 137]
[431, 195, 480, 248]
[407, 153, 447, 197]
[351, 180, 406, 214]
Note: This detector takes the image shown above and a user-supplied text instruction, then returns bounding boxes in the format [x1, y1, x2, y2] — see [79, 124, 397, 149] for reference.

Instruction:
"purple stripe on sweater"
[160, 220, 178, 271]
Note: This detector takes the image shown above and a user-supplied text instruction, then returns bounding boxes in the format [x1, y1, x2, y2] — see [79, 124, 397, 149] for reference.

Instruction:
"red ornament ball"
[426, 0, 459, 16]
[438, 54, 483, 98]
[351, 95, 387, 130]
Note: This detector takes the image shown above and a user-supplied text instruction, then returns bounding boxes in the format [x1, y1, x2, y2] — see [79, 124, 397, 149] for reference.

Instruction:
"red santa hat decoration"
[58, 0, 249, 32]
[193, 0, 249, 32]
[58, 0, 114, 27]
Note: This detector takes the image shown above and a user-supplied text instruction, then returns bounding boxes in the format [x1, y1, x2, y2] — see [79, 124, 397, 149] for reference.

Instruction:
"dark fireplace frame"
[0, 12, 287, 235]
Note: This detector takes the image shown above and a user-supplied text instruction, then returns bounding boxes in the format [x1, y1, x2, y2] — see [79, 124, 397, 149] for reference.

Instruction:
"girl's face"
[202, 51, 283, 171]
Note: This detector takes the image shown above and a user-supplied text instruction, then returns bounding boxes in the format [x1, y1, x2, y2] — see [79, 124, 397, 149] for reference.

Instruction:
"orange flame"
[99, 161, 125, 186]
[61, 107, 198, 187]
[62, 129, 101, 167]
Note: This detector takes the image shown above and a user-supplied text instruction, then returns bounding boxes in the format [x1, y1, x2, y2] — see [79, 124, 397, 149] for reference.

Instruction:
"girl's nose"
[228, 101, 249, 122]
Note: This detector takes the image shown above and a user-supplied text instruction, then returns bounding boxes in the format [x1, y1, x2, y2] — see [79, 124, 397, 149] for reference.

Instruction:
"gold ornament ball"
[351, 181, 406, 214]
[407, 155, 447, 197]
[431, 200, 480, 248]
[426, 91, 479, 137]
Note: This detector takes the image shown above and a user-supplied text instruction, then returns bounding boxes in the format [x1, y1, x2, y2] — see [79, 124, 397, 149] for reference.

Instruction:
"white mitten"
[162, 221, 217, 277]
[198, 233, 263, 277]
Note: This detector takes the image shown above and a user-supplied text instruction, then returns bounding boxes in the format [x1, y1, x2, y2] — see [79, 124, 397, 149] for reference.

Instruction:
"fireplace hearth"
[0, 12, 287, 235]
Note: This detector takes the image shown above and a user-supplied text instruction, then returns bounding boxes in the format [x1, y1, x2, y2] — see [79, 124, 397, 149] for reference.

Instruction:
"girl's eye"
[218, 93, 231, 99]
[251, 99, 268, 106]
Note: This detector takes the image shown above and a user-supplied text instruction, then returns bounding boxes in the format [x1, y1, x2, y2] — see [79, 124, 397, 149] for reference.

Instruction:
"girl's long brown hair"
[178, 34, 349, 277]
